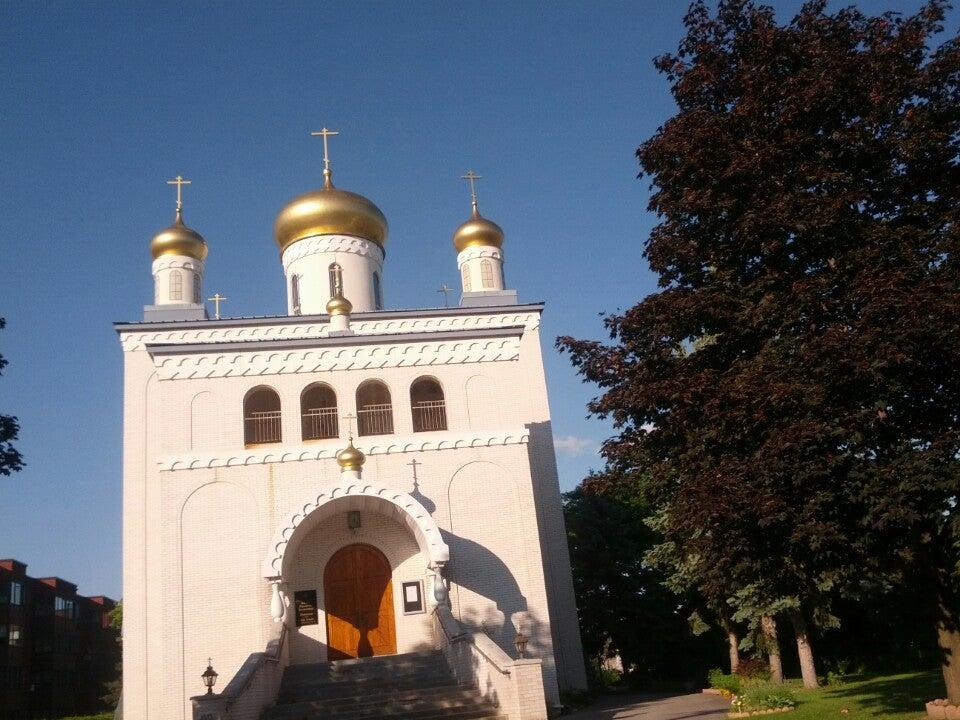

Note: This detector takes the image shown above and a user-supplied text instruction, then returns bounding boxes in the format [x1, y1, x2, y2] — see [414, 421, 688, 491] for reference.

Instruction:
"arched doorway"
[324, 544, 397, 660]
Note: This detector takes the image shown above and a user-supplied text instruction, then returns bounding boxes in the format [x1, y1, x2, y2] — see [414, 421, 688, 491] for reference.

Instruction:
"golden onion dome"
[453, 206, 504, 253]
[274, 175, 388, 255]
[336, 439, 365, 471]
[150, 211, 208, 261]
[326, 292, 353, 316]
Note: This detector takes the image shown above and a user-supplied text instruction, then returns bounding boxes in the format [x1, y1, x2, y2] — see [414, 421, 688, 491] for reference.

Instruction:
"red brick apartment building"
[0, 560, 119, 719]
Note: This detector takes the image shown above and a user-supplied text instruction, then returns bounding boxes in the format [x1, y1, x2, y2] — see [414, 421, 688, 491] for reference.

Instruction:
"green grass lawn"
[784, 670, 941, 719]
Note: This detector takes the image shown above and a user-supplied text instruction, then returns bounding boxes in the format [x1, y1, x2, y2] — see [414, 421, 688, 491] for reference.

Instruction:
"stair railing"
[433, 604, 548, 720]
[191, 624, 288, 720]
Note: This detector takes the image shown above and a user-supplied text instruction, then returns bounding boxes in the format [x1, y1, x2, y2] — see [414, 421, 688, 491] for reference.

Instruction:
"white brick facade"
[117, 304, 587, 720]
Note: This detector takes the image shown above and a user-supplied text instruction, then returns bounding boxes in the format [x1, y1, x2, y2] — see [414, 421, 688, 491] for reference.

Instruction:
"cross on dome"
[310, 127, 340, 188]
[166, 175, 192, 220]
[461, 170, 482, 214]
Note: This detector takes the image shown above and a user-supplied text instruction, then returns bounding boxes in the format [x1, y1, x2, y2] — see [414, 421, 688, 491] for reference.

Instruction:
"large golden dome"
[274, 176, 388, 255]
[453, 206, 504, 253]
[150, 211, 208, 261]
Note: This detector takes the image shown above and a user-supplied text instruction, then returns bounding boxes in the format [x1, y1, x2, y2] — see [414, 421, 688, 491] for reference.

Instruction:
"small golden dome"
[453, 207, 504, 253]
[274, 178, 388, 255]
[150, 211, 208, 261]
[326, 293, 353, 316]
[336, 439, 365, 471]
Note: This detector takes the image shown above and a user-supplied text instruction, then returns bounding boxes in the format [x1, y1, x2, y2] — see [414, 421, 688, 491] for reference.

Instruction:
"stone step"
[265, 651, 504, 720]
[282, 668, 447, 688]
[266, 704, 505, 720]
[271, 684, 479, 713]
[276, 678, 461, 704]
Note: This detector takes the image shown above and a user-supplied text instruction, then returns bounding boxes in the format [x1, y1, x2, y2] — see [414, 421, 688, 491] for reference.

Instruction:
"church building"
[115, 131, 586, 720]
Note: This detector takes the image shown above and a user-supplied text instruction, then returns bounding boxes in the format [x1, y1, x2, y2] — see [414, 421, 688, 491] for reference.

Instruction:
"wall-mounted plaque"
[294, 590, 318, 627]
[402, 581, 424, 614]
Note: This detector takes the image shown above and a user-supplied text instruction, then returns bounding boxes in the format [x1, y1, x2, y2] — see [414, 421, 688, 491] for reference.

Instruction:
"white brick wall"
[119, 308, 586, 720]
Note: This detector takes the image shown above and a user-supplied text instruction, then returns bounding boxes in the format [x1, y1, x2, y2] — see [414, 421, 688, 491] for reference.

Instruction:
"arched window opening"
[193, 274, 201, 304]
[170, 271, 183, 301]
[301, 383, 338, 440]
[461, 265, 472, 292]
[244, 387, 282, 446]
[410, 378, 447, 432]
[356, 381, 393, 436]
[373, 271, 383, 310]
[291, 274, 302, 315]
[480, 260, 494, 289]
[328, 263, 343, 298]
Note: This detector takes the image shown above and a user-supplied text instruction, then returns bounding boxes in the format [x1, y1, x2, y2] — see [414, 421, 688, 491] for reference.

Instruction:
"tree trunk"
[728, 627, 741, 675]
[720, 617, 740, 674]
[788, 608, 818, 689]
[938, 597, 960, 705]
[761, 614, 783, 683]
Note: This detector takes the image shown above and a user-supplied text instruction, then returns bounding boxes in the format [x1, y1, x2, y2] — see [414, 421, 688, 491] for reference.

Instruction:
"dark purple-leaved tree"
[559, 0, 960, 700]
[0, 318, 24, 477]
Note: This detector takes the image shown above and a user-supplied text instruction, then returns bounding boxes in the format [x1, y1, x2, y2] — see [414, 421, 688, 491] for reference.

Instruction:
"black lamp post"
[201, 658, 218, 695]
[514, 629, 529, 659]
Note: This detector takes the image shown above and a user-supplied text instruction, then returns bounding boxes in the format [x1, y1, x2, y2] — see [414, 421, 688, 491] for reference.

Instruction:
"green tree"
[101, 601, 122, 710]
[564, 473, 723, 682]
[0, 318, 24, 476]
[559, 0, 959, 700]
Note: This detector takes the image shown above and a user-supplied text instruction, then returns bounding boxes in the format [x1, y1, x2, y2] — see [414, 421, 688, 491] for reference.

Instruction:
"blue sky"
[0, 1, 952, 599]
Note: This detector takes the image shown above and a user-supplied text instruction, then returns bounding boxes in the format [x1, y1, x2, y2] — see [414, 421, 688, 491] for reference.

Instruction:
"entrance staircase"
[261, 650, 507, 720]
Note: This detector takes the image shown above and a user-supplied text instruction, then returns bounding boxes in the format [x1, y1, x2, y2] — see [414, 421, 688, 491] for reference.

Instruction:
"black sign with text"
[294, 590, 318, 627]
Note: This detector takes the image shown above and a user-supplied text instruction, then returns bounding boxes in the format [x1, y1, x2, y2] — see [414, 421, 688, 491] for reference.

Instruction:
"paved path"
[565, 691, 729, 720]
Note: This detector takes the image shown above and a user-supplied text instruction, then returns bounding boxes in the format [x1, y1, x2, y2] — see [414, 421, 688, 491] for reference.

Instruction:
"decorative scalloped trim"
[157, 428, 530, 472]
[120, 311, 540, 352]
[457, 246, 503, 265]
[152, 256, 205, 274]
[151, 336, 521, 379]
[281, 234, 384, 270]
[262, 479, 450, 577]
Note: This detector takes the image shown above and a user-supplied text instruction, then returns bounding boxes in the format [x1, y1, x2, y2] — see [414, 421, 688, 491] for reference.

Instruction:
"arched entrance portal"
[324, 544, 397, 659]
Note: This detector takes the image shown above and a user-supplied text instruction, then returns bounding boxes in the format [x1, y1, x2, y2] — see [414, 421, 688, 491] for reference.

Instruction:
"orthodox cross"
[310, 127, 340, 185]
[407, 458, 421, 482]
[342, 412, 357, 439]
[461, 170, 481, 211]
[166, 175, 191, 214]
[437, 284, 453, 307]
[207, 293, 227, 320]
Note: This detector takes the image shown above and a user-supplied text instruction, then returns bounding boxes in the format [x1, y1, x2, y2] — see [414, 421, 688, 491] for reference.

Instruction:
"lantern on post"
[514, 629, 529, 659]
[201, 658, 218, 694]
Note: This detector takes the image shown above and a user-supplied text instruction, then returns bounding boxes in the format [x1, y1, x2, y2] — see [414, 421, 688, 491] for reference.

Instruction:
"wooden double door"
[324, 543, 397, 660]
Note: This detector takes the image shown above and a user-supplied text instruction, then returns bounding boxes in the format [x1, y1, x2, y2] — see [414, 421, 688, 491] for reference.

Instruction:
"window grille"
[301, 384, 338, 440]
[329, 263, 343, 298]
[291, 274, 301, 315]
[373, 271, 383, 310]
[193, 274, 201, 304]
[244, 388, 282, 445]
[357, 382, 393, 436]
[170, 270, 183, 300]
[410, 378, 447, 432]
[480, 260, 494, 288]
[461, 265, 471, 292]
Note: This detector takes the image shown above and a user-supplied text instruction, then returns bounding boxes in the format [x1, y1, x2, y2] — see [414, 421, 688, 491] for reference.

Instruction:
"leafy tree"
[101, 601, 122, 709]
[564, 474, 724, 682]
[0, 318, 24, 476]
[559, 0, 959, 700]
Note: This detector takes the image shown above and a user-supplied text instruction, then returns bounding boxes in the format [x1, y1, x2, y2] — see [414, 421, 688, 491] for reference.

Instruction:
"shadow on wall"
[441, 529, 550, 658]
